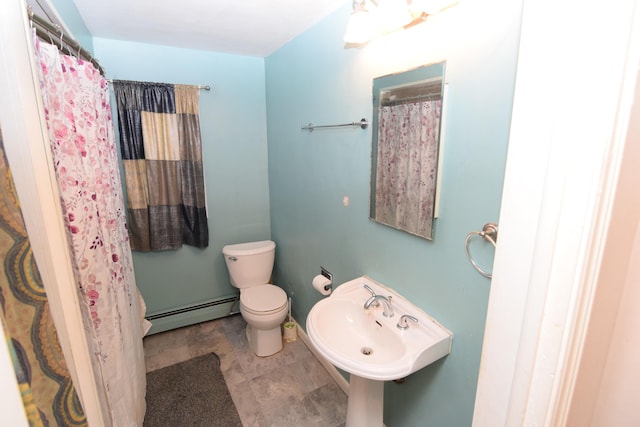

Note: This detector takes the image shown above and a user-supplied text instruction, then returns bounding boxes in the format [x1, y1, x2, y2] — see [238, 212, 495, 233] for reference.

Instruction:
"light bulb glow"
[375, 0, 413, 33]
[344, 8, 378, 44]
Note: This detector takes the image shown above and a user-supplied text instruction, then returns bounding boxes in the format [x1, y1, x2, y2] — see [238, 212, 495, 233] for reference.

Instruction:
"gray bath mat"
[144, 353, 242, 426]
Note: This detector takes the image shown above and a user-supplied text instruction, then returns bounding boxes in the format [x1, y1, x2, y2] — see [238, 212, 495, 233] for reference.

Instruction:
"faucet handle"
[363, 284, 380, 307]
[396, 315, 419, 330]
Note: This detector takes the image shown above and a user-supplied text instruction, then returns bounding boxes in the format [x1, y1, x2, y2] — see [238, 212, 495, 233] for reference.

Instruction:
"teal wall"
[52, 0, 523, 424]
[92, 38, 271, 326]
[50, 0, 93, 52]
[265, 2, 522, 426]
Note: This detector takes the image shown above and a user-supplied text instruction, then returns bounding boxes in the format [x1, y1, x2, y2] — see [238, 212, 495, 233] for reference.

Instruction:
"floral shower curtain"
[0, 129, 86, 426]
[33, 35, 150, 425]
[113, 81, 209, 252]
[375, 99, 441, 238]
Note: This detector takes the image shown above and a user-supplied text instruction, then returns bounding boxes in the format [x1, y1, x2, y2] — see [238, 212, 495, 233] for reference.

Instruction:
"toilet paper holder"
[320, 266, 333, 291]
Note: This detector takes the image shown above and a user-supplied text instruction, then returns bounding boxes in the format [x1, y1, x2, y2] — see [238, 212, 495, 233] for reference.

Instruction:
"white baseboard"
[294, 319, 350, 395]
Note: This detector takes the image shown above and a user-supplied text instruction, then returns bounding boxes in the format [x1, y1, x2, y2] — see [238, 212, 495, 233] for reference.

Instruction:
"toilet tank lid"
[222, 240, 275, 256]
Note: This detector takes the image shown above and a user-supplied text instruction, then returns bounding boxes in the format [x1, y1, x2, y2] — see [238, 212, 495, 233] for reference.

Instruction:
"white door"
[473, 0, 640, 425]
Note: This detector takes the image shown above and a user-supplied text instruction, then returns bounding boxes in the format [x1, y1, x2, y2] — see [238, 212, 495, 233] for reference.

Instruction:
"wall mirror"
[370, 61, 446, 240]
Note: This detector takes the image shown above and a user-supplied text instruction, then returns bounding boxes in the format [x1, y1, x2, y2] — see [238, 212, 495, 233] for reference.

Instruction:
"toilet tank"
[222, 240, 276, 288]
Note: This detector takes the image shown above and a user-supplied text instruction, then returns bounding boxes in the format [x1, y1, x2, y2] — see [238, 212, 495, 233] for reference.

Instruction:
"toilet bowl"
[240, 284, 288, 356]
[223, 240, 288, 357]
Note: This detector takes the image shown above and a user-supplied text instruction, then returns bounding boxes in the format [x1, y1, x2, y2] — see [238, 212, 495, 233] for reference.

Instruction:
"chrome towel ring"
[465, 223, 498, 278]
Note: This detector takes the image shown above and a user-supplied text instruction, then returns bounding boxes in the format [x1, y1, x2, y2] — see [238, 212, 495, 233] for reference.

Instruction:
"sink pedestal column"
[346, 375, 384, 427]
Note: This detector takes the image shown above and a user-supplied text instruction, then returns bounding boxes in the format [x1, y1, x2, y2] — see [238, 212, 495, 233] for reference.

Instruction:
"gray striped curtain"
[113, 81, 209, 251]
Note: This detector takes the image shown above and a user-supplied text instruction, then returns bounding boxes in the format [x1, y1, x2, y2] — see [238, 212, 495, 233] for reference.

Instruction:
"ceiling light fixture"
[344, 0, 458, 45]
[343, 0, 378, 45]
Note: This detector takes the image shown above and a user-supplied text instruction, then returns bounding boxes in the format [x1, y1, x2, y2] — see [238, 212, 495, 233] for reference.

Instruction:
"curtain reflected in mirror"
[370, 62, 446, 240]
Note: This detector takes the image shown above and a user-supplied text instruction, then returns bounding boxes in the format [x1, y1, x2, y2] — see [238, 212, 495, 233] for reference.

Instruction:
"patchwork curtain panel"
[375, 99, 441, 238]
[113, 81, 209, 251]
[0, 131, 86, 426]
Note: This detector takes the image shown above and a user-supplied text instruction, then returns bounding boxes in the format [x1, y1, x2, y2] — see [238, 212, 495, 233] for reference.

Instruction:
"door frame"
[473, 0, 640, 425]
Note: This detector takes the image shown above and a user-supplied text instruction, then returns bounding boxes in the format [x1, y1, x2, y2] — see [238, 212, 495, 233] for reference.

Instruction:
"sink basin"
[312, 299, 406, 371]
[306, 275, 452, 381]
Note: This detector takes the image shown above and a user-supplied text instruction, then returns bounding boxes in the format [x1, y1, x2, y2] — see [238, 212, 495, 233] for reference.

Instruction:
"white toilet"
[222, 240, 288, 357]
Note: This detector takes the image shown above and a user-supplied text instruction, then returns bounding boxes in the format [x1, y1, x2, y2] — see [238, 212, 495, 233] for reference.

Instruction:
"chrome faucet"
[396, 314, 419, 330]
[364, 294, 394, 317]
[363, 284, 380, 307]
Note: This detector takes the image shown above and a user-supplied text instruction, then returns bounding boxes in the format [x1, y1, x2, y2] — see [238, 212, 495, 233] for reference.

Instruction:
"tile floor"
[143, 314, 348, 426]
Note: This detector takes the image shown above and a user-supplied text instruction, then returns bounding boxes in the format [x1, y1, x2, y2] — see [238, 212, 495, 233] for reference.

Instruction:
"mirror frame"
[369, 61, 446, 240]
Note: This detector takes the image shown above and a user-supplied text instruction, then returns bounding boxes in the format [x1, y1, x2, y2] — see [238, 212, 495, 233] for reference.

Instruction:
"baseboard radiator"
[145, 295, 240, 335]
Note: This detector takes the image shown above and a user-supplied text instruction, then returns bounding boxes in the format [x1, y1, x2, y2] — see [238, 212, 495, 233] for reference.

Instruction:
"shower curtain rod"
[107, 79, 212, 91]
[27, 7, 105, 75]
[381, 93, 442, 107]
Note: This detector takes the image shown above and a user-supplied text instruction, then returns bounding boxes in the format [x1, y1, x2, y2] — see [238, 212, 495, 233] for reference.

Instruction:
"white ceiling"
[69, 0, 349, 57]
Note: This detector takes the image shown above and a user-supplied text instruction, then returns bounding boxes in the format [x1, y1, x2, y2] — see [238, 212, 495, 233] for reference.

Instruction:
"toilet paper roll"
[312, 274, 332, 296]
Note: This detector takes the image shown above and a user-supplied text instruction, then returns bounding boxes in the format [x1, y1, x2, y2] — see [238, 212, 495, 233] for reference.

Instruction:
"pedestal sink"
[306, 276, 453, 427]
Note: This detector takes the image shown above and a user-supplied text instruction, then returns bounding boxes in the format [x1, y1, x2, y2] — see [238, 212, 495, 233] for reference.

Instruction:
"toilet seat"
[240, 284, 287, 315]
